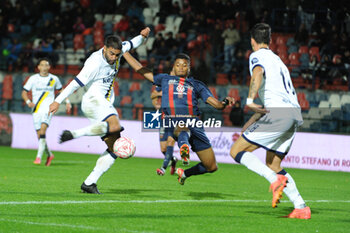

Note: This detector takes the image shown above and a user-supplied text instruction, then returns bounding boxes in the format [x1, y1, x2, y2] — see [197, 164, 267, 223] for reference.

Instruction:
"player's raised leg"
[266, 151, 311, 218]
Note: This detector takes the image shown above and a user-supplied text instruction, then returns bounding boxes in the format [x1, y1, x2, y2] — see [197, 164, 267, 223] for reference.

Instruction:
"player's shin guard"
[84, 149, 116, 185]
[177, 131, 190, 148]
[278, 169, 306, 209]
[183, 162, 208, 178]
[72, 122, 108, 138]
[36, 135, 46, 159]
[162, 146, 174, 169]
[235, 151, 277, 183]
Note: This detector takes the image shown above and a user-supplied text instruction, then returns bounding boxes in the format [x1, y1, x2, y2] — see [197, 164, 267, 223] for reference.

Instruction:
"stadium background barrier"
[10, 113, 350, 173]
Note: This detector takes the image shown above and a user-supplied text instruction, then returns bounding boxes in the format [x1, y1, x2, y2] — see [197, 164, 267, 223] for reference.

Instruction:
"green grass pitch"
[0, 146, 349, 233]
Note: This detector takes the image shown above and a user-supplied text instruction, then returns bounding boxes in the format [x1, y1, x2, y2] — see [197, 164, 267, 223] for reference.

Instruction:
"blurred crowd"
[1, 0, 350, 86]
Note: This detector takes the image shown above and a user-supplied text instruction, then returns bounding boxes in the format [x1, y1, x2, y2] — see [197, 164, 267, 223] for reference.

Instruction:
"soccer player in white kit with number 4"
[230, 23, 311, 219]
[49, 27, 150, 194]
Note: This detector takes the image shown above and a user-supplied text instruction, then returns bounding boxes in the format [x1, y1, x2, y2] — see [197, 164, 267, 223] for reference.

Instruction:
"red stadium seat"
[269, 43, 277, 53]
[309, 46, 320, 61]
[228, 88, 241, 101]
[289, 52, 301, 65]
[129, 82, 141, 92]
[94, 21, 104, 29]
[2, 75, 13, 100]
[120, 96, 132, 106]
[279, 52, 290, 65]
[298, 46, 308, 54]
[277, 45, 288, 55]
[276, 36, 288, 45]
[216, 73, 229, 85]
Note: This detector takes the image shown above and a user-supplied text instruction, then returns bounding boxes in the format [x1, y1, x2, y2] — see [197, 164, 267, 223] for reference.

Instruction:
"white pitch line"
[0, 199, 349, 205]
[0, 218, 103, 230]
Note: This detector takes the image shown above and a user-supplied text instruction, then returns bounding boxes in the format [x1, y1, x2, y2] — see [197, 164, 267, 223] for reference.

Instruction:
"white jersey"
[75, 41, 133, 103]
[249, 48, 302, 122]
[23, 73, 62, 113]
[249, 48, 300, 108]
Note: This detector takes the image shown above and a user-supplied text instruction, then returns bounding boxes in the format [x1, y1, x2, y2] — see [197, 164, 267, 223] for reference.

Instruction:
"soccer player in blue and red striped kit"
[124, 52, 235, 184]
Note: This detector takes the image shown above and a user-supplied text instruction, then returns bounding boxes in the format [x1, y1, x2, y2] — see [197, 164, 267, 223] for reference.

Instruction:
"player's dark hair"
[250, 23, 271, 45]
[175, 53, 191, 63]
[37, 57, 51, 66]
[104, 35, 122, 50]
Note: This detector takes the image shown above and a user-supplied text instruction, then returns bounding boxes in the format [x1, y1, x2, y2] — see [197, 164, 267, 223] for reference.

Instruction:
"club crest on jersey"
[176, 85, 185, 93]
[251, 57, 258, 65]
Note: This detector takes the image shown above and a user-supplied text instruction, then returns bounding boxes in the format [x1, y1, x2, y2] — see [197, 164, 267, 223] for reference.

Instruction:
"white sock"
[240, 151, 277, 183]
[44, 143, 53, 157]
[284, 173, 306, 209]
[36, 138, 46, 159]
[72, 122, 108, 138]
[84, 150, 116, 185]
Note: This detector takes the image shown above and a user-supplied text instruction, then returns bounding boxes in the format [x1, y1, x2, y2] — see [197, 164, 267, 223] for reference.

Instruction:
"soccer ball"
[113, 137, 136, 159]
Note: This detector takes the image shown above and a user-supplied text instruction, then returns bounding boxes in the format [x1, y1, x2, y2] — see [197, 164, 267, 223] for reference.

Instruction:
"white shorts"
[81, 94, 119, 123]
[242, 113, 298, 156]
[32, 112, 52, 130]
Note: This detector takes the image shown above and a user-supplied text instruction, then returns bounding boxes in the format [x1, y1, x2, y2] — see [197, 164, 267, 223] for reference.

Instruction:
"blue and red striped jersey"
[153, 74, 213, 116]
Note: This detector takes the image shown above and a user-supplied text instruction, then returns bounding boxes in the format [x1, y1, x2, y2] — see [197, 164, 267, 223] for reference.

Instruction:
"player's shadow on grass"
[106, 188, 172, 195]
[187, 191, 237, 200]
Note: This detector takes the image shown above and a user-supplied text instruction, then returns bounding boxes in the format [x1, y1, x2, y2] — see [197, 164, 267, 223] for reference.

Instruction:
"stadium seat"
[288, 52, 301, 65]
[228, 88, 241, 101]
[340, 94, 350, 105]
[277, 45, 287, 55]
[279, 52, 289, 64]
[2, 75, 13, 100]
[299, 99, 310, 111]
[276, 36, 288, 45]
[216, 73, 229, 85]
[129, 82, 141, 92]
[120, 96, 132, 106]
[269, 43, 277, 53]
[318, 100, 330, 108]
[298, 46, 308, 54]
[94, 21, 104, 29]
[309, 46, 320, 61]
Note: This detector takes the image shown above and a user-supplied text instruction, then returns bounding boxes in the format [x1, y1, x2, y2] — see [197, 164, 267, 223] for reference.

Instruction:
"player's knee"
[108, 124, 121, 133]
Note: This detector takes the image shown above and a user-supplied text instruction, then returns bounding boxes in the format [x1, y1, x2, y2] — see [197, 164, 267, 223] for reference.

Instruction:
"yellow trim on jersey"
[33, 78, 56, 113]
[105, 59, 120, 101]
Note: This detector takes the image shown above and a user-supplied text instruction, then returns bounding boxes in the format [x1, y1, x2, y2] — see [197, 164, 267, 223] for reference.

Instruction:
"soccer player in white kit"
[49, 27, 150, 194]
[22, 58, 71, 166]
[230, 23, 311, 219]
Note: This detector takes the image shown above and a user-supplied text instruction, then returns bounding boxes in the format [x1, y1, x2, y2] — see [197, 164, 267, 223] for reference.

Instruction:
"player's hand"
[222, 97, 235, 107]
[247, 102, 269, 114]
[49, 101, 60, 115]
[27, 102, 35, 108]
[140, 27, 150, 38]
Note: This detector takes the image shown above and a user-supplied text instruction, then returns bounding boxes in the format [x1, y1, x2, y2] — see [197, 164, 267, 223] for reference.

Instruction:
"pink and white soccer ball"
[113, 137, 136, 159]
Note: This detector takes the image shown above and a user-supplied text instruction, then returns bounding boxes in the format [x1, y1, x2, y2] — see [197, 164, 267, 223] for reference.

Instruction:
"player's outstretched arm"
[123, 52, 154, 82]
[206, 96, 235, 110]
[246, 66, 268, 114]
[49, 79, 81, 115]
